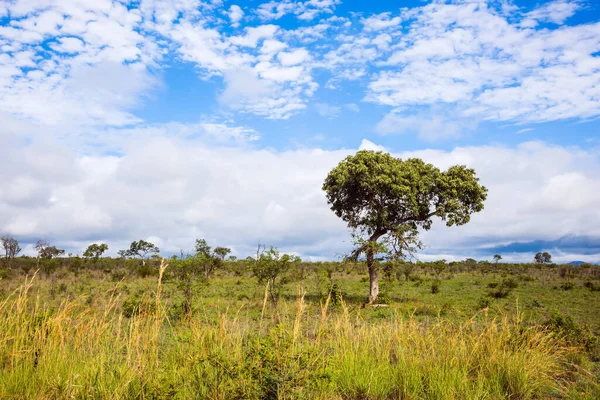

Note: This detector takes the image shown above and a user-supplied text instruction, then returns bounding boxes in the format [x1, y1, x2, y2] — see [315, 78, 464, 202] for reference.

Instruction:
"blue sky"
[1, 0, 600, 262]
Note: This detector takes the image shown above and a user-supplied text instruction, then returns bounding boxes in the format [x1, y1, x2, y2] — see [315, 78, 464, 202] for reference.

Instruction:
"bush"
[122, 296, 156, 318]
[430, 279, 441, 294]
[375, 292, 391, 305]
[559, 281, 575, 291]
[583, 281, 600, 292]
[543, 311, 599, 360]
[477, 296, 492, 309]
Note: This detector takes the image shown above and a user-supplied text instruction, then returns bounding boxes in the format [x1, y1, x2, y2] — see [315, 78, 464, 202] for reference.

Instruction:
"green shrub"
[477, 296, 492, 309]
[430, 279, 441, 294]
[583, 281, 600, 292]
[543, 311, 599, 360]
[559, 281, 575, 291]
[122, 296, 156, 318]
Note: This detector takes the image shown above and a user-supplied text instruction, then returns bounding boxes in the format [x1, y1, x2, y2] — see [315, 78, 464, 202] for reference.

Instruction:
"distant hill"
[568, 261, 600, 266]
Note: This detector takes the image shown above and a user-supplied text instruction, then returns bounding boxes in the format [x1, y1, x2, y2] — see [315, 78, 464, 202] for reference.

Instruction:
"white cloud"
[376, 107, 479, 141]
[522, 0, 581, 27]
[218, 66, 309, 119]
[4, 128, 599, 262]
[51, 36, 85, 53]
[315, 102, 341, 118]
[228, 5, 244, 28]
[278, 48, 311, 66]
[230, 25, 279, 47]
[257, 0, 340, 21]
[361, 12, 402, 31]
[358, 139, 386, 152]
[0, 0, 157, 127]
[363, 1, 600, 125]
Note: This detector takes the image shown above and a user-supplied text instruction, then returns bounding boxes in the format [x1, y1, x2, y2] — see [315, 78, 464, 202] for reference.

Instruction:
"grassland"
[0, 259, 599, 399]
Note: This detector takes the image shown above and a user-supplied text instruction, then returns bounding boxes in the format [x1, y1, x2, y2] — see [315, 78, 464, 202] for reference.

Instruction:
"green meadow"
[1, 258, 599, 399]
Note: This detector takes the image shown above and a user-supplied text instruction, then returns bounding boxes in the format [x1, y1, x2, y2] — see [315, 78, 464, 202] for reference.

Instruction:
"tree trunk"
[367, 245, 379, 303]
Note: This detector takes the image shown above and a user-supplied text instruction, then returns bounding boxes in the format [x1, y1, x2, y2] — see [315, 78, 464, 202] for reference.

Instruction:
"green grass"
[1, 261, 599, 399]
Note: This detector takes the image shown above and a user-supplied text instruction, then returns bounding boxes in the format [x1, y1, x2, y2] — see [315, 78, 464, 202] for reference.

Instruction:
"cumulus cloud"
[228, 5, 244, 28]
[3, 119, 599, 263]
[361, 12, 402, 31]
[522, 0, 581, 27]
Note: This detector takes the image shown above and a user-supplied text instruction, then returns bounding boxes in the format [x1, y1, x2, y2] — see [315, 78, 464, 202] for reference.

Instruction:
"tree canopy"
[1, 235, 21, 259]
[534, 252, 552, 264]
[323, 150, 487, 302]
[118, 240, 159, 264]
[83, 243, 109, 260]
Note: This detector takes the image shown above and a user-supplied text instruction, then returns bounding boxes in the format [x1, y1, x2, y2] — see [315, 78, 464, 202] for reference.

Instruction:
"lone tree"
[83, 243, 109, 261]
[35, 240, 65, 259]
[493, 254, 502, 263]
[118, 240, 159, 265]
[1, 235, 21, 259]
[323, 150, 487, 303]
[534, 251, 552, 264]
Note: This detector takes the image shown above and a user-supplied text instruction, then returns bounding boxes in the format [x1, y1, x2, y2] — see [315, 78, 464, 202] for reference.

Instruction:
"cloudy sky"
[1, 0, 599, 263]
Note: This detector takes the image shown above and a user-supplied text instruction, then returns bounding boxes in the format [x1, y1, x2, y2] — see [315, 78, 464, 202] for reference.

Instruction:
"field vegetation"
[1, 254, 599, 399]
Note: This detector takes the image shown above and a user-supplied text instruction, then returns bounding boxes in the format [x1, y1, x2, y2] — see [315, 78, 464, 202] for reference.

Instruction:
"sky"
[1, 0, 599, 263]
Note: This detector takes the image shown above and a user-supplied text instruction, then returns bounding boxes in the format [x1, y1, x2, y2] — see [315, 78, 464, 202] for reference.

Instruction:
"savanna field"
[1, 257, 599, 399]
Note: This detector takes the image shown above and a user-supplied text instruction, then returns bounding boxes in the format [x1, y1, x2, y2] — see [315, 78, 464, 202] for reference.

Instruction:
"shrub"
[543, 311, 599, 360]
[122, 296, 156, 318]
[430, 279, 441, 294]
[559, 281, 575, 291]
[502, 277, 519, 289]
[583, 281, 600, 292]
[375, 292, 391, 305]
[477, 296, 492, 309]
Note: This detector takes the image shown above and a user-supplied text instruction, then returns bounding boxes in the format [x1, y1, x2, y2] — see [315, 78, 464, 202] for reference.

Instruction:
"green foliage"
[488, 278, 518, 298]
[322, 150, 487, 301]
[122, 295, 156, 318]
[83, 243, 108, 260]
[322, 150, 488, 233]
[584, 281, 600, 292]
[193, 238, 231, 280]
[560, 281, 576, 291]
[431, 279, 441, 294]
[35, 240, 65, 259]
[534, 251, 552, 264]
[1, 259, 600, 398]
[118, 240, 159, 261]
[544, 311, 599, 359]
[252, 247, 300, 305]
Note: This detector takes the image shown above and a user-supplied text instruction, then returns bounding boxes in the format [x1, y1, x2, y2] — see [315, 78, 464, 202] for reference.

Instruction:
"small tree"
[194, 239, 231, 280]
[493, 254, 502, 264]
[252, 247, 300, 305]
[83, 243, 109, 261]
[36, 240, 65, 259]
[323, 150, 487, 303]
[118, 240, 159, 265]
[534, 251, 552, 264]
[1, 235, 21, 260]
[172, 257, 207, 315]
